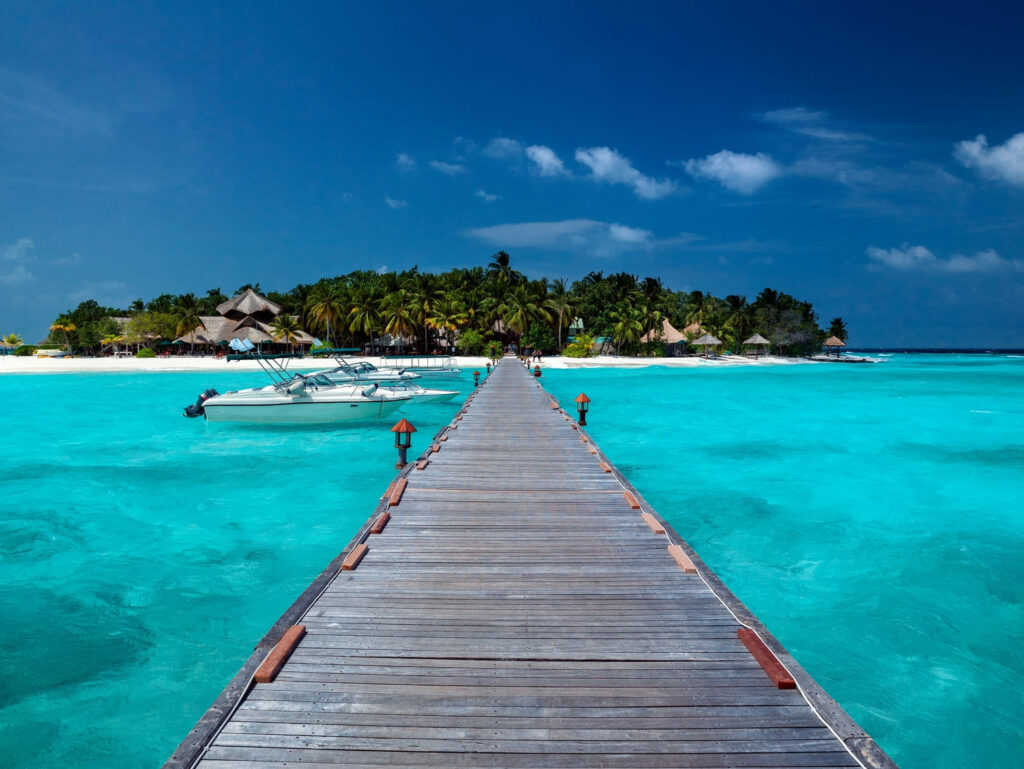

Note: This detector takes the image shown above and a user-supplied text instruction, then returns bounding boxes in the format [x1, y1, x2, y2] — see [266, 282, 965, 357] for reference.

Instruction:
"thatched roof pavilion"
[175, 289, 314, 348]
[823, 335, 846, 357]
[743, 333, 770, 358]
[691, 332, 722, 357]
[641, 318, 688, 357]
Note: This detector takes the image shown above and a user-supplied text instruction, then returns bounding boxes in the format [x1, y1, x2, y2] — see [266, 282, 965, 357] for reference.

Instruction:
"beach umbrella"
[157, 340, 172, 346]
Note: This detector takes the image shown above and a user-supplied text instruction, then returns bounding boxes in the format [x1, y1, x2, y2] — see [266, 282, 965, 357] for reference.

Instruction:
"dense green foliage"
[137, 347, 156, 358]
[564, 334, 595, 358]
[48, 252, 844, 356]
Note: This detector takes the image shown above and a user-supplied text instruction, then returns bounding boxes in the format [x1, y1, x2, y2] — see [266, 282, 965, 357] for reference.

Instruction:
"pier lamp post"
[574, 392, 591, 426]
[390, 418, 417, 469]
[486, 362, 492, 374]
[533, 365, 541, 378]
[473, 370, 480, 387]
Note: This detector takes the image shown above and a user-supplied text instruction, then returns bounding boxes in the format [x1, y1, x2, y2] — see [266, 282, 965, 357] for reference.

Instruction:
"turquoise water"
[0, 357, 1021, 768]
[545, 355, 1024, 769]
[0, 369, 469, 768]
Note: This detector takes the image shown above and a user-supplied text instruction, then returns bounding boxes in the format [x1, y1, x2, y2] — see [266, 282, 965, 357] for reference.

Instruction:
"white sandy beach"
[0, 353, 813, 374]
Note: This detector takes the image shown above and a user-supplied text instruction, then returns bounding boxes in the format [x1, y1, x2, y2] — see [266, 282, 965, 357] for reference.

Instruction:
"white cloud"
[465, 219, 653, 256]
[52, 251, 81, 266]
[0, 264, 34, 286]
[396, 153, 415, 170]
[526, 145, 570, 177]
[3, 237, 34, 262]
[682, 150, 781, 194]
[1, 237, 36, 285]
[429, 160, 467, 176]
[376, 265, 390, 274]
[482, 137, 523, 159]
[608, 223, 652, 244]
[474, 189, 501, 202]
[954, 133, 1024, 187]
[574, 146, 676, 199]
[758, 107, 870, 142]
[385, 195, 408, 209]
[866, 244, 1023, 274]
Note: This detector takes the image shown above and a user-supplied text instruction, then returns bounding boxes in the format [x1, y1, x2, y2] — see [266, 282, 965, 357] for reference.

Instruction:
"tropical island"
[4, 253, 848, 359]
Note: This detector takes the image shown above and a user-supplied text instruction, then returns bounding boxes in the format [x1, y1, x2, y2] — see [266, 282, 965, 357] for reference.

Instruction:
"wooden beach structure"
[164, 359, 896, 769]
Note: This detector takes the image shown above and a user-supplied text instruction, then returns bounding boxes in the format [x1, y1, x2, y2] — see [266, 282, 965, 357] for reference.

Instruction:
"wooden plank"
[389, 478, 408, 506]
[641, 512, 666, 534]
[738, 628, 796, 689]
[341, 543, 369, 571]
[667, 544, 697, 574]
[369, 512, 390, 535]
[624, 491, 641, 509]
[253, 625, 306, 684]
[416, 460, 429, 470]
[600, 461, 612, 473]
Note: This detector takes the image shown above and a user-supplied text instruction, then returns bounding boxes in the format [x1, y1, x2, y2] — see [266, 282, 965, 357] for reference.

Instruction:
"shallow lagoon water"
[1, 356, 1021, 768]
[545, 355, 1024, 769]
[0, 368, 469, 768]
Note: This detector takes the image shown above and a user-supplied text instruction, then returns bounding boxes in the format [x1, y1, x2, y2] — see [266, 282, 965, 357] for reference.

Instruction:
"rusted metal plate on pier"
[166, 359, 895, 769]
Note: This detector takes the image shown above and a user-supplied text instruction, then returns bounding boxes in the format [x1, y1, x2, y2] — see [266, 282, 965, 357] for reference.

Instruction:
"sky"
[2, 1, 1023, 346]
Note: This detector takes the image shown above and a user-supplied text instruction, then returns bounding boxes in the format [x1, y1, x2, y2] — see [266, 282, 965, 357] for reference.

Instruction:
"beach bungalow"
[823, 335, 846, 357]
[174, 288, 315, 353]
[743, 333, 770, 358]
[641, 318, 688, 356]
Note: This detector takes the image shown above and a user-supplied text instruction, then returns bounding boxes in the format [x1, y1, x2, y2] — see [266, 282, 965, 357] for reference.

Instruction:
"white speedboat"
[323, 359, 421, 385]
[379, 379, 459, 403]
[183, 347, 412, 424]
[198, 376, 411, 424]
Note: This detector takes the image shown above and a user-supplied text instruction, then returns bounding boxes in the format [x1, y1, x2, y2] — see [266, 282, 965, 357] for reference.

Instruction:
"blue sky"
[2, 1, 1023, 346]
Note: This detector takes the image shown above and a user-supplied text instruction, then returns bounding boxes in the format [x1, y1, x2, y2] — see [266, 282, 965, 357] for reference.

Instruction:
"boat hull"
[204, 396, 406, 424]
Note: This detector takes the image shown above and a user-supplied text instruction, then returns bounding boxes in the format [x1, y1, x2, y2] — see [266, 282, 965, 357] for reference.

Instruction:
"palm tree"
[305, 284, 345, 346]
[174, 294, 204, 354]
[828, 317, 848, 342]
[348, 287, 381, 351]
[486, 251, 523, 285]
[545, 278, 577, 352]
[2, 332, 23, 349]
[502, 285, 550, 349]
[49, 321, 76, 352]
[609, 305, 643, 355]
[270, 313, 301, 353]
[379, 289, 417, 352]
[404, 273, 440, 353]
[426, 296, 469, 352]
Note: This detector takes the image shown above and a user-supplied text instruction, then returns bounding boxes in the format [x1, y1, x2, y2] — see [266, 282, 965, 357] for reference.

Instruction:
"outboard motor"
[183, 388, 219, 418]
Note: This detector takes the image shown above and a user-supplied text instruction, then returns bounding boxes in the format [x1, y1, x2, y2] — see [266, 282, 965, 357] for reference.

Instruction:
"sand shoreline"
[0, 353, 813, 374]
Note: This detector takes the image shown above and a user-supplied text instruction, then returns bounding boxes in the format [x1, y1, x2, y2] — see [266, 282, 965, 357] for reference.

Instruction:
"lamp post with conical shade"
[391, 419, 417, 469]
[574, 393, 591, 426]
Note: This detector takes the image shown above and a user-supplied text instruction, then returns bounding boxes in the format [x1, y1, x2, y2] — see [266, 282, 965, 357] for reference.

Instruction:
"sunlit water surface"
[1, 355, 1021, 768]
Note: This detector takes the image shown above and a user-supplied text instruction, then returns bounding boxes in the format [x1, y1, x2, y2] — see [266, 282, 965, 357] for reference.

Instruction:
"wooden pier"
[166, 359, 896, 769]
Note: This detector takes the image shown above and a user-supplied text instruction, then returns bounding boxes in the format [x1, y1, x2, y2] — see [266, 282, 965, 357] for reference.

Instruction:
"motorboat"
[378, 379, 459, 403]
[183, 344, 411, 424]
[323, 358, 421, 385]
[198, 377, 410, 423]
[378, 354, 461, 375]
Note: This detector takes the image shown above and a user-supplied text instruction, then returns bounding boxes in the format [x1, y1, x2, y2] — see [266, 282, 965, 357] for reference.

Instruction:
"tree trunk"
[557, 309, 564, 351]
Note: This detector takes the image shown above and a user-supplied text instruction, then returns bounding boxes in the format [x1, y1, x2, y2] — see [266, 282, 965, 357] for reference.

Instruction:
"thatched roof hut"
[691, 333, 722, 357]
[743, 333, 770, 358]
[823, 335, 846, 357]
[641, 318, 686, 344]
[175, 289, 313, 347]
[216, 289, 282, 321]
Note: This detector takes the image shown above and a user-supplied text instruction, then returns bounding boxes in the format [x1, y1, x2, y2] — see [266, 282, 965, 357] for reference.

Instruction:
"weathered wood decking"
[166, 359, 896, 769]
